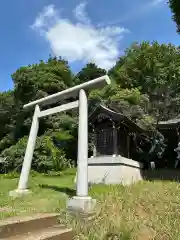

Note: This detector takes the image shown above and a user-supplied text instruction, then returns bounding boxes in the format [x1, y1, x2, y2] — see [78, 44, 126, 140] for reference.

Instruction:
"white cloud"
[31, 5, 59, 30]
[73, 2, 90, 24]
[31, 3, 128, 70]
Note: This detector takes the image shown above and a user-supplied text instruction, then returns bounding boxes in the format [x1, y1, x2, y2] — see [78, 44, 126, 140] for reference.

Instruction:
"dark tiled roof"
[89, 104, 151, 135]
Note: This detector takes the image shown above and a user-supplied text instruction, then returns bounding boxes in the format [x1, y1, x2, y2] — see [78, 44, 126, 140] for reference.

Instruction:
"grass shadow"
[39, 184, 76, 197]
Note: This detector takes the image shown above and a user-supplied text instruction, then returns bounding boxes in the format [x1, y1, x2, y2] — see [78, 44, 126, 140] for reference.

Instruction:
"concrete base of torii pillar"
[9, 189, 31, 198]
[67, 196, 96, 215]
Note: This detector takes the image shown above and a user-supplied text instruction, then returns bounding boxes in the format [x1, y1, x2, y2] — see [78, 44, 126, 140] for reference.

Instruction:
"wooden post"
[93, 131, 97, 157]
[113, 123, 118, 156]
[93, 145, 97, 157]
[176, 127, 180, 142]
[127, 133, 131, 158]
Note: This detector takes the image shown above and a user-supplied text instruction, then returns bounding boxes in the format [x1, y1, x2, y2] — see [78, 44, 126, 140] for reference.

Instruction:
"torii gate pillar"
[66, 89, 96, 214]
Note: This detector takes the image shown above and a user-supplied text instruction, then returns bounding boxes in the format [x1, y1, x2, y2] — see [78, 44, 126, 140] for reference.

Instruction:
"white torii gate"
[9, 75, 111, 213]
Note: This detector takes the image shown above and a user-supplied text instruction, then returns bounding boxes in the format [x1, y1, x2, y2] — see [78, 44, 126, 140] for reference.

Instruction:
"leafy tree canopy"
[109, 41, 180, 121]
[12, 56, 73, 105]
[169, 0, 180, 33]
[75, 63, 106, 85]
[1, 41, 180, 171]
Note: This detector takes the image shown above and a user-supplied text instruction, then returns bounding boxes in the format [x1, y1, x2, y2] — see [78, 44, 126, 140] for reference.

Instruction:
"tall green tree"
[0, 57, 77, 172]
[11, 57, 75, 140]
[0, 91, 16, 151]
[169, 0, 180, 33]
[75, 63, 106, 85]
[109, 41, 180, 120]
[13, 56, 73, 104]
[89, 85, 154, 130]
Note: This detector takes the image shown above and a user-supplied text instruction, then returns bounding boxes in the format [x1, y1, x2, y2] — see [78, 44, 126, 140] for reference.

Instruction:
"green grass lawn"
[1, 169, 180, 239]
[0, 169, 76, 220]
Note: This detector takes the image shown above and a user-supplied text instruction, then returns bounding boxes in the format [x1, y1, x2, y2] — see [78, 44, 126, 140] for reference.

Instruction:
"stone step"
[5, 225, 73, 240]
[0, 213, 62, 238]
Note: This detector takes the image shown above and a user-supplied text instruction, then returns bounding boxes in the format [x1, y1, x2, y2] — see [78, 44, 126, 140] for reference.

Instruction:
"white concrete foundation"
[74, 156, 143, 186]
[87, 156, 143, 185]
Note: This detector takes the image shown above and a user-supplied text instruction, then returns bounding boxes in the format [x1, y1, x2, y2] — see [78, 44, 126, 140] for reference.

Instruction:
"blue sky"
[0, 0, 179, 92]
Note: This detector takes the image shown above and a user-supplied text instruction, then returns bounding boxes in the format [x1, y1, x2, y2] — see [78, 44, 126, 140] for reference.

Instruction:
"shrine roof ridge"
[158, 118, 180, 129]
[89, 104, 152, 135]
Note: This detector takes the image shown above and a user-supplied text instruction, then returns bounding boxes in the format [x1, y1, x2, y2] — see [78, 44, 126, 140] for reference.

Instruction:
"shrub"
[0, 135, 72, 173]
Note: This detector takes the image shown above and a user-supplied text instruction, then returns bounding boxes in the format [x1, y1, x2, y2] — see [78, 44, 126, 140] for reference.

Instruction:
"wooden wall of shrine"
[90, 118, 134, 159]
